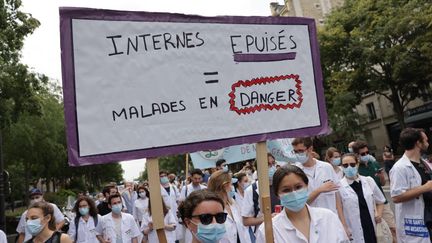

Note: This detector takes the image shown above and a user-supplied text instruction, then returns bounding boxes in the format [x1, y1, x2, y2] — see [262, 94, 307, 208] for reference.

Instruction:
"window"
[366, 102, 377, 120]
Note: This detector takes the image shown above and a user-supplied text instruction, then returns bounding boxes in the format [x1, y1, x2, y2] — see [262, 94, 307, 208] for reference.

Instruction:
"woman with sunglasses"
[24, 201, 72, 243]
[208, 170, 251, 243]
[178, 189, 227, 243]
[325, 147, 344, 180]
[257, 164, 348, 243]
[338, 153, 386, 243]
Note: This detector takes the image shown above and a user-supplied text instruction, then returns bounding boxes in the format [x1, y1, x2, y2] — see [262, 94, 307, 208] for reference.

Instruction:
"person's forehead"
[279, 173, 304, 188]
[79, 200, 89, 206]
[193, 201, 224, 215]
[342, 156, 356, 163]
[111, 197, 121, 203]
[160, 173, 167, 176]
[192, 174, 202, 178]
[27, 208, 43, 217]
[293, 143, 307, 149]
[359, 147, 368, 152]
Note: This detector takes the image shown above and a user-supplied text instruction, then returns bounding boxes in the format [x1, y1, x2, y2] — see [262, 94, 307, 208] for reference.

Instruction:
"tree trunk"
[389, 86, 407, 130]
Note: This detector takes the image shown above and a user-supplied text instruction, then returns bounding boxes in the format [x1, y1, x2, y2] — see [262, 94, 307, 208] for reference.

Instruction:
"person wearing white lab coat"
[291, 137, 350, 236]
[96, 194, 140, 243]
[390, 128, 432, 243]
[325, 147, 344, 181]
[68, 196, 103, 243]
[179, 169, 207, 243]
[256, 164, 349, 243]
[159, 171, 181, 242]
[339, 154, 386, 243]
[208, 170, 251, 243]
[141, 204, 176, 243]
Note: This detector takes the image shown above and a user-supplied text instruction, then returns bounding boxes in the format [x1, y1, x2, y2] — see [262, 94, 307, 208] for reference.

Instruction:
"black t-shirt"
[97, 201, 111, 216]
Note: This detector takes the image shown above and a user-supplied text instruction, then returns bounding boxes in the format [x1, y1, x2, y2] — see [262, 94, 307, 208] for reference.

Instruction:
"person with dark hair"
[352, 140, 396, 240]
[159, 170, 181, 242]
[391, 128, 432, 242]
[24, 201, 72, 243]
[97, 185, 118, 216]
[339, 154, 386, 243]
[382, 145, 395, 178]
[215, 159, 229, 172]
[178, 190, 227, 243]
[17, 189, 65, 243]
[133, 186, 149, 225]
[325, 147, 343, 180]
[179, 169, 207, 202]
[290, 137, 350, 237]
[96, 193, 140, 243]
[256, 165, 348, 242]
[141, 195, 177, 242]
[68, 196, 102, 242]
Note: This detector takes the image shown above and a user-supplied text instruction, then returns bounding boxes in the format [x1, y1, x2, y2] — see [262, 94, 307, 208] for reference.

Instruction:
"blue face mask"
[348, 147, 353, 153]
[26, 218, 44, 236]
[160, 176, 169, 184]
[280, 188, 309, 212]
[79, 207, 89, 216]
[295, 152, 309, 164]
[242, 182, 251, 190]
[343, 166, 358, 178]
[360, 155, 370, 163]
[111, 204, 122, 214]
[331, 158, 341, 166]
[268, 166, 276, 182]
[193, 222, 226, 243]
[222, 165, 229, 172]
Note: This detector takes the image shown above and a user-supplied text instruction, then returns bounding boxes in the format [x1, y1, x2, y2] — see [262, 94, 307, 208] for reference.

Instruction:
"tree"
[320, 0, 432, 129]
[140, 154, 187, 181]
[0, 0, 46, 128]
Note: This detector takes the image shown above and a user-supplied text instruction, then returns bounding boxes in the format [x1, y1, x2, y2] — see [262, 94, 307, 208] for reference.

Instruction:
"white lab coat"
[390, 154, 431, 243]
[68, 215, 102, 242]
[160, 184, 181, 240]
[179, 183, 207, 243]
[296, 160, 339, 214]
[140, 210, 177, 243]
[220, 201, 251, 243]
[339, 176, 386, 243]
[256, 205, 349, 243]
[96, 212, 141, 242]
[132, 197, 149, 224]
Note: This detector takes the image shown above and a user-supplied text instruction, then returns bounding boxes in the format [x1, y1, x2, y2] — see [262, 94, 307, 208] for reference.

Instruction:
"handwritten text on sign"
[60, 9, 327, 165]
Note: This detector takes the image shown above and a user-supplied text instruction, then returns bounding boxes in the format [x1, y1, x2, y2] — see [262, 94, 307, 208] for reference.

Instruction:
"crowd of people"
[11, 127, 432, 243]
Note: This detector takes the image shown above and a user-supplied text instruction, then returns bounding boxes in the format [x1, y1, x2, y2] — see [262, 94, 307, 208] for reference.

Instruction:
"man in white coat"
[390, 128, 432, 243]
[96, 193, 140, 243]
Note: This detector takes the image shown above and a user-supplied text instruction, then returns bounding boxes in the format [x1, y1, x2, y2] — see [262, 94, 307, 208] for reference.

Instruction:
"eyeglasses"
[191, 212, 228, 225]
[342, 163, 357, 168]
[360, 151, 369, 156]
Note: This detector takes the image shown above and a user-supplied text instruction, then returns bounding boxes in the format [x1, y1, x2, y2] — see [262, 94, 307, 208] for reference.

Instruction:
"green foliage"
[320, 0, 432, 130]
[140, 154, 187, 181]
[0, 0, 47, 128]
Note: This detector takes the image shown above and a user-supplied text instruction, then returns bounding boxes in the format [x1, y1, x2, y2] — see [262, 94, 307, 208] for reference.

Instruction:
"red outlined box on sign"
[228, 74, 303, 115]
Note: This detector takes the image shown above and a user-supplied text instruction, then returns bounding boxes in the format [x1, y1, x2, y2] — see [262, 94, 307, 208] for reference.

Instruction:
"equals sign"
[204, 72, 219, 84]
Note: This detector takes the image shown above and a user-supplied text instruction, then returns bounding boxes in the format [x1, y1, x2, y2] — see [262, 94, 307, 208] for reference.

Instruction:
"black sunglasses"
[191, 212, 228, 225]
[360, 151, 369, 156]
[342, 163, 357, 168]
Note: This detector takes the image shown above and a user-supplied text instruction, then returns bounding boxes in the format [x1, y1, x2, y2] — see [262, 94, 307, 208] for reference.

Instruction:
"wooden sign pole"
[256, 141, 274, 243]
[185, 153, 189, 180]
[147, 158, 168, 243]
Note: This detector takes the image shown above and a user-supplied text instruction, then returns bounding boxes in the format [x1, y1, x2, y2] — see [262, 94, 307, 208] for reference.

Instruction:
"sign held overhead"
[60, 8, 328, 166]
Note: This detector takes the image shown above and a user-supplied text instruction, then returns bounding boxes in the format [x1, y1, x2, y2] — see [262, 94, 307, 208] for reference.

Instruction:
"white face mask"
[30, 197, 43, 205]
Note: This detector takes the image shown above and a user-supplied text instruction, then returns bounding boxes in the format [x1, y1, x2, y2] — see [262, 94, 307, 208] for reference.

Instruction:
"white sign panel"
[60, 8, 328, 166]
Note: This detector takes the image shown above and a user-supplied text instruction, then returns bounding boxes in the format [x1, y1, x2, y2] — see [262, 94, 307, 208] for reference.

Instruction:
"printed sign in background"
[60, 8, 327, 166]
[190, 138, 294, 169]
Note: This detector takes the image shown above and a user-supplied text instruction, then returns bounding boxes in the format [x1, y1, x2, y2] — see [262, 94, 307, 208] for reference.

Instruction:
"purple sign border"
[60, 7, 329, 166]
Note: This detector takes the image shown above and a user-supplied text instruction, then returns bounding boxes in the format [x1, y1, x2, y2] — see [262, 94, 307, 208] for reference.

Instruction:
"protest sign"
[190, 138, 293, 169]
[60, 8, 327, 166]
